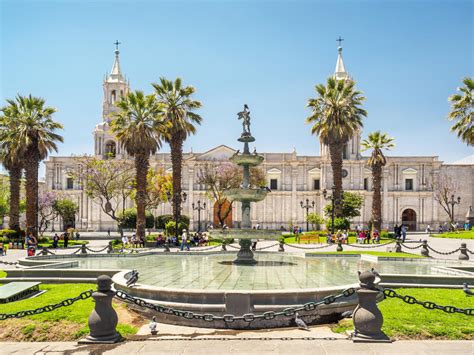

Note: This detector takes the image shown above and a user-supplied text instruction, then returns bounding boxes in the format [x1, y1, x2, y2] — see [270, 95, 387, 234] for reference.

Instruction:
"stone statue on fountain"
[237, 104, 251, 137]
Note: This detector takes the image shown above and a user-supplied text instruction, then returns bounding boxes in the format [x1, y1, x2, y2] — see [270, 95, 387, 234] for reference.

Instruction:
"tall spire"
[334, 38, 349, 81]
[107, 40, 125, 83]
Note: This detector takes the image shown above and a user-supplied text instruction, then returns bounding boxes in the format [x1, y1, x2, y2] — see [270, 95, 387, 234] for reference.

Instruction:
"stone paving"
[1, 339, 473, 354]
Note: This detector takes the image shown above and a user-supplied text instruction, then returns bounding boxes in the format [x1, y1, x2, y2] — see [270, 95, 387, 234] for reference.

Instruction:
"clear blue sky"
[1, 0, 473, 176]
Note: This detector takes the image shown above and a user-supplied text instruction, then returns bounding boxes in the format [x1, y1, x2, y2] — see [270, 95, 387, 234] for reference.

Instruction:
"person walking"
[401, 225, 407, 242]
[63, 231, 69, 248]
[52, 233, 59, 249]
[107, 229, 111, 237]
[180, 229, 188, 251]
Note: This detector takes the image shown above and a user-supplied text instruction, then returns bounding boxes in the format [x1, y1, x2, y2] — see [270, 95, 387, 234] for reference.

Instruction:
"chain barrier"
[285, 243, 333, 250]
[466, 248, 473, 255]
[255, 243, 280, 251]
[0, 260, 18, 265]
[193, 244, 223, 252]
[346, 241, 395, 249]
[115, 287, 356, 323]
[85, 245, 109, 253]
[400, 242, 423, 250]
[226, 244, 241, 250]
[382, 288, 474, 316]
[426, 245, 461, 256]
[0, 289, 93, 320]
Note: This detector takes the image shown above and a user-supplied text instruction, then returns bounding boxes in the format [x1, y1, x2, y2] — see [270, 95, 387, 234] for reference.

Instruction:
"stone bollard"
[420, 240, 429, 257]
[41, 247, 48, 256]
[337, 240, 343, 252]
[107, 241, 113, 254]
[81, 243, 88, 255]
[164, 241, 170, 252]
[221, 243, 227, 251]
[79, 275, 122, 344]
[459, 243, 469, 260]
[395, 240, 402, 253]
[352, 271, 390, 343]
[278, 241, 285, 252]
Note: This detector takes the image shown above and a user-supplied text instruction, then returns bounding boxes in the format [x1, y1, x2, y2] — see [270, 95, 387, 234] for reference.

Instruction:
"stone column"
[291, 167, 298, 222]
[382, 169, 389, 229]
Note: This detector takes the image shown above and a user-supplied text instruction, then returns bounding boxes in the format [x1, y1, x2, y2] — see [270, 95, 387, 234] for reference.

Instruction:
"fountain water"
[211, 105, 280, 264]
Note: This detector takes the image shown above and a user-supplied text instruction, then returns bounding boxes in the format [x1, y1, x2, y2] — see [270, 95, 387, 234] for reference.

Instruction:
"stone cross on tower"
[336, 36, 344, 47]
[114, 40, 121, 51]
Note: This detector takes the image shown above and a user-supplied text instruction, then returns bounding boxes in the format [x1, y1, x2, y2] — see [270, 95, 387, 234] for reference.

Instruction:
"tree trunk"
[25, 143, 39, 237]
[134, 152, 149, 241]
[8, 163, 22, 232]
[371, 164, 383, 232]
[170, 133, 184, 228]
[328, 142, 344, 217]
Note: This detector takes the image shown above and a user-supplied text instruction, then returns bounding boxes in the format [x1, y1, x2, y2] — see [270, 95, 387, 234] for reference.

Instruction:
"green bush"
[325, 217, 350, 231]
[165, 220, 190, 236]
[0, 229, 20, 242]
[118, 208, 154, 229]
[155, 214, 189, 230]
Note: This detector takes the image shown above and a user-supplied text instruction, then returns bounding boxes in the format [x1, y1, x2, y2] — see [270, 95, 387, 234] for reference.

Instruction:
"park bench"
[0, 282, 41, 303]
[298, 234, 320, 244]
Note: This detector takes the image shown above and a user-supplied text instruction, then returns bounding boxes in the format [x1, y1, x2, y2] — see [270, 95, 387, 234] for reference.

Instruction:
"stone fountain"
[212, 105, 280, 264]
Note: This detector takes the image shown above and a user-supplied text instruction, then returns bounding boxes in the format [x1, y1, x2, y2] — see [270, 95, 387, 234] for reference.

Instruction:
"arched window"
[105, 140, 117, 158]
[110, 90, 117, 103]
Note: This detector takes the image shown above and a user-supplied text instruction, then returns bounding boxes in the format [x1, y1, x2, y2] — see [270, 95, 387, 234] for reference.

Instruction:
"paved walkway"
[1, 339, 473, 354]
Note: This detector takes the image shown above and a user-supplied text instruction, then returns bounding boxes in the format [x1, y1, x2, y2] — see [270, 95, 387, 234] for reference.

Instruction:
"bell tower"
[102, 40, 129, 121]
[320, 40, 361, 161]
[94, 41, 129, 158]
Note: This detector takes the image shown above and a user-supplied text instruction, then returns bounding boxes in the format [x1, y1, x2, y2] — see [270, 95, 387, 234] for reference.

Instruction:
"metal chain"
[226, 244, 241, 250]
[466, 248, 473, 255]
[426, 245, 461, 255]
[382, 288, 474, 316]
[285, 243, 333, 250]
[400, 242, 423, 250]
[85, 245, 109, 253]
[346, 241, 395, 249]
[115, 287, 356, 323]
[255, 243, 280, 251]
[193, 244, 222, 252]
[0, 289, 93, 320]
[0, 260, 18, 265]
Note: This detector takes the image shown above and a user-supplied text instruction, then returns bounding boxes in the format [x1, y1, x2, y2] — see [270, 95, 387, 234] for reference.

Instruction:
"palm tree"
[448, 77, 473, 146]
[110, 90, 164, 240]
[361, 131, 395, 232]
[152, 78, 202, 230]
[306, 77, 366, 216]
[0, 112, 23, 233]
[3, 95, 63, 237]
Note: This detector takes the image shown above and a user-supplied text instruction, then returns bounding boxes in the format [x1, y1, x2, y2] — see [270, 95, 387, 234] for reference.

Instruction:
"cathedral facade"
[44, 46, 474, 232]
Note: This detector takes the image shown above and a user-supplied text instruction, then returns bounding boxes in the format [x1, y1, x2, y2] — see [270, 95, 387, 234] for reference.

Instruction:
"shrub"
[164, 220, 190, 236]
[0, 229, 19, 241]
[155, 214, 189, 230]
[118, 208, 154, 229]
[325, 217, 350, 231]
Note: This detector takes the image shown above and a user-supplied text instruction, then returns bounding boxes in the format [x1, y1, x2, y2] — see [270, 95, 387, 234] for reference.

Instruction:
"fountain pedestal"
[234, 239, 258, 265]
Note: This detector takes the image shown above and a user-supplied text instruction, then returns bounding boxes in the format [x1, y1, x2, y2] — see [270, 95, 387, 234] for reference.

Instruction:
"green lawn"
[332, 288, 474, 339]
[431, 230, 474, 239]
[310, 251, 424, 258]
[284, 236, 393, 245]
[0, 283, 139, 341]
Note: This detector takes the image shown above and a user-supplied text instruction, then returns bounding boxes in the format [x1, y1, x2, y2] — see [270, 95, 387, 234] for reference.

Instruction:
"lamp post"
[322, 185, 343, 235]
[192, 200, 206, 232]
[300, 198, 315, 231]
[167, 191, 187, 239]
[449, 194, 461, 230]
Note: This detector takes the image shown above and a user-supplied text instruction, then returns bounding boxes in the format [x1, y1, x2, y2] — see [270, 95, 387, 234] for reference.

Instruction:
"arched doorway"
[402, 209, 417, 231]
[105, 140, 116, 158]
[214, 200, 232, 228]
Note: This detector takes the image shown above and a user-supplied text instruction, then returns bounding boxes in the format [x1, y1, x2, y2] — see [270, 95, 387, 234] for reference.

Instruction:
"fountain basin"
[229, 153, 264, 166]
[226, 188, 268, 202]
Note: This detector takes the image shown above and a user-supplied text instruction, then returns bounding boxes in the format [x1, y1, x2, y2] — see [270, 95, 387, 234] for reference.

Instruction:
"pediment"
[308, 167, 321, 174]
[197, 145, 236, 161]
[402, 168, 418, 174]
[267, 168, 282, 174]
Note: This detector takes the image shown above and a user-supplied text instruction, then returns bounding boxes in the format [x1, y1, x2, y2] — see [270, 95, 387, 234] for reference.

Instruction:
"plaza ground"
[0, 232, 473, 353]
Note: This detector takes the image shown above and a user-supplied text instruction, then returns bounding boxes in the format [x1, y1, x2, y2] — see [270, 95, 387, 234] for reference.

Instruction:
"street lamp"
[300, 198, 315, 231]
[322, 185, 343, 235]
[449, 194, 461, 230]
[167, 191, 187, 239]
[192, 200, 206, 232]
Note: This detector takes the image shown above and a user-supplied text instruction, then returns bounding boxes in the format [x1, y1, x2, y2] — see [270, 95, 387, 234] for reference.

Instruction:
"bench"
[298, 235, 320, 244]
[0, 282, 41, 303]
